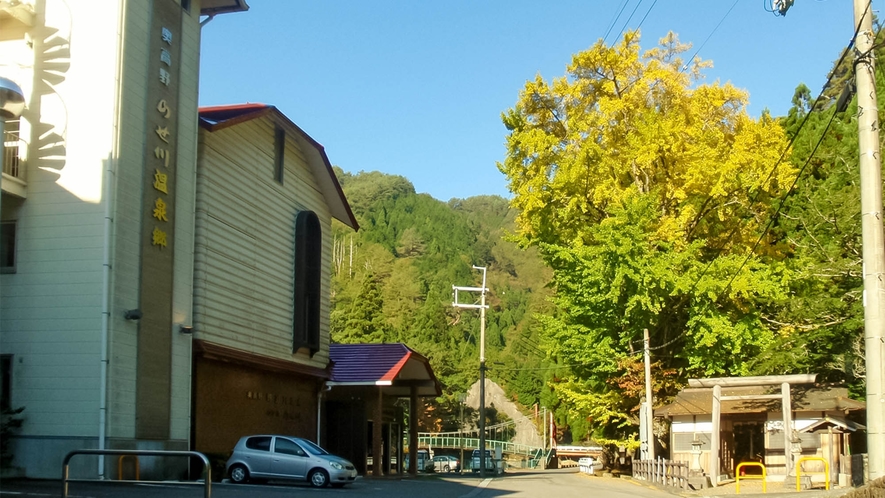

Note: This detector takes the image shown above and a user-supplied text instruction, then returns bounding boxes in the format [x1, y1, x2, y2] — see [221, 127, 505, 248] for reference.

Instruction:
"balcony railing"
[2, 121, 27, 197]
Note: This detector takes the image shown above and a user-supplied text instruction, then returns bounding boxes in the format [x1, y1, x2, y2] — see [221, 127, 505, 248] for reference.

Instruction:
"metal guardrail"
[416, 434, 543, 457]
[62, 449, 211, 498]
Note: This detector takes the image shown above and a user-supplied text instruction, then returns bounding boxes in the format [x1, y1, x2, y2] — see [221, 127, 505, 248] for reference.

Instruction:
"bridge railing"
[415, 433, 543, 457]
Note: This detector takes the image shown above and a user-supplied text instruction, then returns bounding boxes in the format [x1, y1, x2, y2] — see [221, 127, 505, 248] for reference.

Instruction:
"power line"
[635, 0, 659, 34]
[650, 106, 840, 353]
[613, 0, 646, 45]
[642, 1, 870, 351]
[681, 0, 740, 72]
[603, 0, 633, 46]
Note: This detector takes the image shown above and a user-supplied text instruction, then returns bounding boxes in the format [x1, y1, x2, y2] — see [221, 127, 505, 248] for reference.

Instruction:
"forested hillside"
[329, 29, 874, 450]
[329, 168, 552, 429]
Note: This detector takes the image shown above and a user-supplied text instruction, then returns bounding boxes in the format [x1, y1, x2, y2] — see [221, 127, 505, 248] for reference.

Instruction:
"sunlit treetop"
[499, 30, 794, 253]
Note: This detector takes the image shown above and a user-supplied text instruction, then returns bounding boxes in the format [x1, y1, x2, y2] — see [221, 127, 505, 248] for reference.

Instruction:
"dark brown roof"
[655, 385, 865, 417]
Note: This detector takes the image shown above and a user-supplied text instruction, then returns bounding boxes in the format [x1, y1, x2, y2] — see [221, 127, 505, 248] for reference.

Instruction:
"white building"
[0, 0, 250, 479]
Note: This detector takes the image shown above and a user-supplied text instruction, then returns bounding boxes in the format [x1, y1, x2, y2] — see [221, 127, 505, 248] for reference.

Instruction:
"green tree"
[499, 31, 795, 442]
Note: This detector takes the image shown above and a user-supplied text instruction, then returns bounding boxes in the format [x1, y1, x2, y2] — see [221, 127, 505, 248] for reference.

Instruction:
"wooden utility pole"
[853, 0, 885, 480]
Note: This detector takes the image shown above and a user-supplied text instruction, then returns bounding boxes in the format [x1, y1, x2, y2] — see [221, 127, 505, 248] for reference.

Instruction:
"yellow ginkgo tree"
[499, 31, 797, 444]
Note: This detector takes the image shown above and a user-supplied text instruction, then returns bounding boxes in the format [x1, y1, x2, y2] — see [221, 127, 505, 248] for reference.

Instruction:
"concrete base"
[787, 474, 812, 490]
[688, 475, 712, 489]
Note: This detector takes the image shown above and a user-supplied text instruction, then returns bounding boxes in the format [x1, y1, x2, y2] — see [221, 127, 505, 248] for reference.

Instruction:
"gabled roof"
[328, 343, 441, 397]
[198, 103, 358, 230]
[655, 385, 865, 417]
[200, 0, 249, 16]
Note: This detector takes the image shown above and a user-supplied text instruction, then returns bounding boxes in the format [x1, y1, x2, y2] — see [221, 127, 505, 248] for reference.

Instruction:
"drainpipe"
[317, 382, 329, 445]
[316, 388, 322, 445]
[98, 0, 126, 479]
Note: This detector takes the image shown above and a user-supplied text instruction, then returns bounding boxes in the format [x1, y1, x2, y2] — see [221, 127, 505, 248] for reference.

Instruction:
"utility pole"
[854, 0, 885, 480]
[776, 1, 884, 479]
[643, 328, 655, 462]
[453, 266, 489, 477]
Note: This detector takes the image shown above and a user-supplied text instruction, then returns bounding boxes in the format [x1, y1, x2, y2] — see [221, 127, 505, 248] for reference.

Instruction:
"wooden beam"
[409, 385, 418, 475]
[374, 388, 383, 476]
[720, 394, 783, 401]
[390, 379, 437, 388]
[783, 382, 794, 475]
[688, 374, 816, 388]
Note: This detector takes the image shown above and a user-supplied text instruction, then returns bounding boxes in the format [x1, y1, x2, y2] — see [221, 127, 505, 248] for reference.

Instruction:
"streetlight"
[0, 76, 26, 221]
[453, 265, 489, 477]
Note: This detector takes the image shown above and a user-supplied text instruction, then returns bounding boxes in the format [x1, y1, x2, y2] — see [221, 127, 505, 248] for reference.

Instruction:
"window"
[1, 355, 11, 411]
[293, 211, 321, 355]
[245, 436, 272, 451]
[274, 126, 285, 183]
[1, 221, 15, 273]
[274, 438, 306, 456]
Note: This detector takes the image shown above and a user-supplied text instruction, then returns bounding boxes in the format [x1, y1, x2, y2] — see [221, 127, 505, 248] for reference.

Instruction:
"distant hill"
[330, 168, 552, 430]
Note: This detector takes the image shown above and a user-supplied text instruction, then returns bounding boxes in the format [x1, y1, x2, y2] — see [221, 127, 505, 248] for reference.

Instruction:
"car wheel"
[308, 468, 329, 488]
[229, 464, 249, 484]
[443, 464, 450, 473]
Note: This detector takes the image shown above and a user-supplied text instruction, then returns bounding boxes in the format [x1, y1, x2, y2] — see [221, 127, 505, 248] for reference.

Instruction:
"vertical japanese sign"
[136, 0, 183, 440]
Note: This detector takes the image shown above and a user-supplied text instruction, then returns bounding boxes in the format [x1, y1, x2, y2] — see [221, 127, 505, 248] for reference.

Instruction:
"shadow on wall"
[30, 0, 71, 177]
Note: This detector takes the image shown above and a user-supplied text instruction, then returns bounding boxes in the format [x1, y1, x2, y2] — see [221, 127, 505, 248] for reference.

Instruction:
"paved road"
[0, 469, 677, 498]
[466, 469, 676, 498]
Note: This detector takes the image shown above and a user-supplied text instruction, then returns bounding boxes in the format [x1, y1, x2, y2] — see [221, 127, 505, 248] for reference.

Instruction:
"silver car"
[225, 435, 357, 488]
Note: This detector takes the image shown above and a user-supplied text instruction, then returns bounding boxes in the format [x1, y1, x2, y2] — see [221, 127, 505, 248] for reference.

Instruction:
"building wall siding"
[194, 117, 333, 370]
[1, 0, 204, 477]
[0, 1, 122, 445]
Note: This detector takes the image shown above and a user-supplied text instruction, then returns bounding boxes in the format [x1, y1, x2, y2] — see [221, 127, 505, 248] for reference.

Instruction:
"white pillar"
[711, 385, 721, 484]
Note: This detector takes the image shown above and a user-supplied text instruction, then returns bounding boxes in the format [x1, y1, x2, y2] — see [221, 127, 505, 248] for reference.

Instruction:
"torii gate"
[688, 374, 817, 484]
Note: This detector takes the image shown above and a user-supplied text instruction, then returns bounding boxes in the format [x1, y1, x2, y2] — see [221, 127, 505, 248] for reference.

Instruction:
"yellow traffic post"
[736, 462, 766, 494]
[796, 456, 829, 491]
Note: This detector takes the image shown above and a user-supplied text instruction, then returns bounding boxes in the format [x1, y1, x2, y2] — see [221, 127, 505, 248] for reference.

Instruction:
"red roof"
[329, 343, 441, 397]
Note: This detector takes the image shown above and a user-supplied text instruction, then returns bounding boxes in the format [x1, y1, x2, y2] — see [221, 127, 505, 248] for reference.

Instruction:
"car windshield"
[297, 438, 329, 456]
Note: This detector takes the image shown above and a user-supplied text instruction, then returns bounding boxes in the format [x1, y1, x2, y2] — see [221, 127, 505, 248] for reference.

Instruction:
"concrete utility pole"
[643, 329, 655, 462]
[853, 0, 885, 480]
[778, 1, 885, 479]
[453, 266, 490, 477]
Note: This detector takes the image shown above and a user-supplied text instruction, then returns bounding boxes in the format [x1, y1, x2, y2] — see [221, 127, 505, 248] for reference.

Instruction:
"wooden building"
[656, 377, 865, 486]
[191, 103, 358, 459]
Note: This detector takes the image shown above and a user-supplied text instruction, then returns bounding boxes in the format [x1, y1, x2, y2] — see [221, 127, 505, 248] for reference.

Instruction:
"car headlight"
[329, 461, 344, 470]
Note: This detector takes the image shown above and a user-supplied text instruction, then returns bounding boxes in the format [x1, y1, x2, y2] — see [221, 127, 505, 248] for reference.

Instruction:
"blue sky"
[199, 1, 853, 202]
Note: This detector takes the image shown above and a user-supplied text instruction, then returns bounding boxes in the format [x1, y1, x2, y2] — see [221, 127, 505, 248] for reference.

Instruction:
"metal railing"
[736, 462, 767, 494]
[796, 456, 830, 491]
[415, 433, 544, 457]
[2, 124, 25, 181]
[62, 449, 211, 498]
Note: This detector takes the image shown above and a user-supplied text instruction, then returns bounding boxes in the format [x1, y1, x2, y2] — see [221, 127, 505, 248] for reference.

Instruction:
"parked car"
[432, 454, 460, 473]
[403, 449, 434, 472]
[470, 449, 495, 473]
[225, 435, 357, 488]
